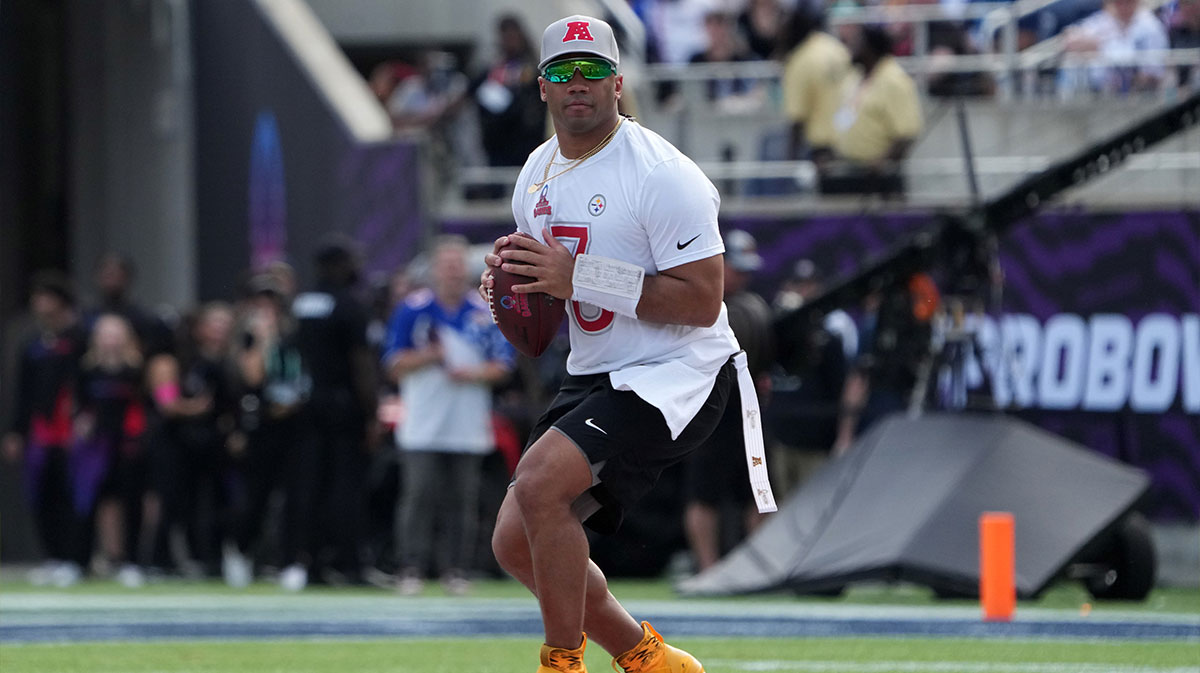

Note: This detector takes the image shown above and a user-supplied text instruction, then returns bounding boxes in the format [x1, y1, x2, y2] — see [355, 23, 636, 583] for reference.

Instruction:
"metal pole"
[1001, 8, 1018, 101]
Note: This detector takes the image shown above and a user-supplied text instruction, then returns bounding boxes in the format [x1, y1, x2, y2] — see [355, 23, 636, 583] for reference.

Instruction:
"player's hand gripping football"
[478, 234, 510, 303]
[500, 228, 574, 300]
[482, 229, 575, 301]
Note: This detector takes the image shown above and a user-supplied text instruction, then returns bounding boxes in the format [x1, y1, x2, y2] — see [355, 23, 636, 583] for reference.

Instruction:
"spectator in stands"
[882, 0, 996, 98]
[226, 275, 316, 591]
[380, 51, 471, 131]
[738, 0, 786, 60]
[682, 230, 774, 573]
[293, 237, 379, 585]
[73, 314, 150, 588]
[3, 272, 89, 586]
[383, 235, 514, 595]
[369, 60, 419, 109]
[639, 0, 713, 65]
[383, 50, 486, 185]
[779, 6, 853, 163]
[822, 25, 923, 197]
[687, 4, 765, 111]
[474, 14, 547, 169]
[86, 253, 173, 358]
[1061, 0, 1170, 94]
[1168, 0, 1200, 88]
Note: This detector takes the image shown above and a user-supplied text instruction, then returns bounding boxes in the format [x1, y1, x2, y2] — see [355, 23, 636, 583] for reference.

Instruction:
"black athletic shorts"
[525, 358, 736, 534]
[684, 377, 752, 507]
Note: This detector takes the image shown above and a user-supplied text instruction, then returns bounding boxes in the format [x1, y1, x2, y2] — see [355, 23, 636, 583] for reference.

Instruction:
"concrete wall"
[66, 0, 196, 313]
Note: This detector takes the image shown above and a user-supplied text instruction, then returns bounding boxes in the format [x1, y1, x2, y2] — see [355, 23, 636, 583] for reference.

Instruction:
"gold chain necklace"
[528, 118, 623, 194]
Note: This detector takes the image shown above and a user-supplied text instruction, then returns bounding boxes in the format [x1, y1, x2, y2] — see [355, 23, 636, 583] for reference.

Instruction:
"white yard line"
[709, 660, 1199, 673]
[2, 593, 1195, 625]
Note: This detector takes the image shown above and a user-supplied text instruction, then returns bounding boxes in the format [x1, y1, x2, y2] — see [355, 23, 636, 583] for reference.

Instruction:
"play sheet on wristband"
[573, 254, 644, 299]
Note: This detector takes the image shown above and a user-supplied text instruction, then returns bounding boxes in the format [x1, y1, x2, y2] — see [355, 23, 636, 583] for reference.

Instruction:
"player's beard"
[556, 94, 619, 139]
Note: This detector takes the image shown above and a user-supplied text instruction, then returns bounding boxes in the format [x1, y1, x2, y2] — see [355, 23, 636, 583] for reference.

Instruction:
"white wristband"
[571, 254, 645, 318]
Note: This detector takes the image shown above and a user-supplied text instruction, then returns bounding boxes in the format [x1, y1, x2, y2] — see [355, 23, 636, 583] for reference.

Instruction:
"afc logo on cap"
[562, 21, 595, 42]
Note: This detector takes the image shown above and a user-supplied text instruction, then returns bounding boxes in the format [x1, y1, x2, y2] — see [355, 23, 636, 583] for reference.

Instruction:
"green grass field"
[4, 637, 1200, 673]
[2, 578, 1197, 673]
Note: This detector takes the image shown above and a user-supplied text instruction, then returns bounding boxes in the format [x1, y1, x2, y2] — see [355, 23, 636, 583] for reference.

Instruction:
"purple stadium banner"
[194, 2, 424, 299]
[447, 209, 1200, 522]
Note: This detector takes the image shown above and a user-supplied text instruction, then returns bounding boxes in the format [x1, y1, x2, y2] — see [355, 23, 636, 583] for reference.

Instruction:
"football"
[488, 236, 567, 358]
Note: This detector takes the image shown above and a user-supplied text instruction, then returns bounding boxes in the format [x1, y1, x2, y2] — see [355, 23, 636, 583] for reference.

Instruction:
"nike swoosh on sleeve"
[676, 234, 702, 250]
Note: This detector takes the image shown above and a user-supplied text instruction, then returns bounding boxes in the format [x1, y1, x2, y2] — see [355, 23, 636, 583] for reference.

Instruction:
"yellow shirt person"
[832, 55, 923, 163]
[781, 31, 852, 155]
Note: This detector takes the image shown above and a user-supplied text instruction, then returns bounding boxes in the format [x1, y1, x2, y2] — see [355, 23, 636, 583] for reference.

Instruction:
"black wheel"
[1084, 512, 1156, 601]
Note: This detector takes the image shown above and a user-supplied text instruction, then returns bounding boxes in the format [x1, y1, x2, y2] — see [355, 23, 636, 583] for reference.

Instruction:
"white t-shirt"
[383, 290, 514, 454]
[1074, 8, 1170, 90]
[511, 118, 740, 439]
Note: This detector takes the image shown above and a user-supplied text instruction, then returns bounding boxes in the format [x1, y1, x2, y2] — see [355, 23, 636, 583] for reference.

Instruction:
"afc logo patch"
[533, 185, 552, 218]
[588, 194, 606, 216]
[562, 21, 595, 43]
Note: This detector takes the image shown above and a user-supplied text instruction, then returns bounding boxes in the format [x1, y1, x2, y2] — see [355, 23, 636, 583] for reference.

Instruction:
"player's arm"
[636, 255, 723, 326]
[499, 231, 724, 328]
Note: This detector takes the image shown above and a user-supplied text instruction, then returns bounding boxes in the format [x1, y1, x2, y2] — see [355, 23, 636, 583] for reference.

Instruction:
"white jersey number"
[551, 224, 615, 334]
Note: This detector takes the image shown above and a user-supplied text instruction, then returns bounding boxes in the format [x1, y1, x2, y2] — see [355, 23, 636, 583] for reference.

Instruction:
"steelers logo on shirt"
[588, 194, 606, 216]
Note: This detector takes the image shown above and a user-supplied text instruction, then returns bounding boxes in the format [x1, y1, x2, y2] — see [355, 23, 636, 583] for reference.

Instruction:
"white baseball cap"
[539, 15, 620, 71]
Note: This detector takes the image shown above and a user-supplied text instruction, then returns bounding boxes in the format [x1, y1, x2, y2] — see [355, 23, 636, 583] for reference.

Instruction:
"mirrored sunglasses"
[542, 58, 617, 83]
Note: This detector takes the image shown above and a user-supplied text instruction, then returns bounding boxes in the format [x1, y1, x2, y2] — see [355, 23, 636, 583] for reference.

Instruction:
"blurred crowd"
[6, 226, 937, 592]
[637, 0, 1198, 97]
[362, 0, 1195, 200]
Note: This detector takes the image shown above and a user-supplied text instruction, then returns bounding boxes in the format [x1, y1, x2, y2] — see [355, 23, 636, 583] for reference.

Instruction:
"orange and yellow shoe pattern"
[538, 633, 589, 673]
[612, 622, 705, 673]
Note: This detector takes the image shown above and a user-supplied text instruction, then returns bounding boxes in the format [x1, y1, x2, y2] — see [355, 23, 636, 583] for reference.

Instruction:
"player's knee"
[511, 471, 576, 516]
[491, 516, 528, 575]
[511, 436, 592, 515]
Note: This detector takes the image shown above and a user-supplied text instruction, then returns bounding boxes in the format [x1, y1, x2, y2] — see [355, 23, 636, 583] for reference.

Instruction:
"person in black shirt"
[226, 275, 315, 590]
[146, 302, 238, 578]
[3, 272, 89, 585]
[738, 0, 785, 60]
[474, 14, 547, 169]
[292, 237, 379, 584]
[74, 313, 150, 586]
[85, 253, 174, 358]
